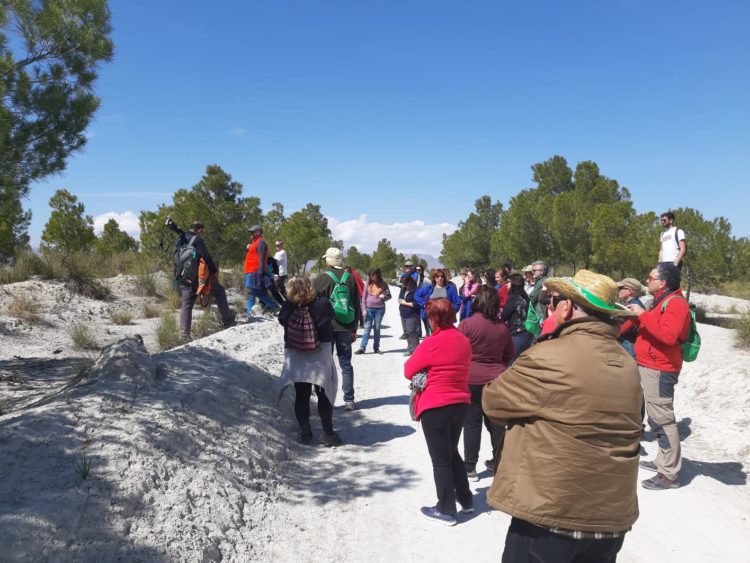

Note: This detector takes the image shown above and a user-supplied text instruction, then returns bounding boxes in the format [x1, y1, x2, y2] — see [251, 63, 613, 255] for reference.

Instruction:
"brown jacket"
[482, 317, 642, 532]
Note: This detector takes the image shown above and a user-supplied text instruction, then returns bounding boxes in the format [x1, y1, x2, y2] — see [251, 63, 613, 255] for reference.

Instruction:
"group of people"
[403, 210, 692, 563]
[176, 211, 693, 562]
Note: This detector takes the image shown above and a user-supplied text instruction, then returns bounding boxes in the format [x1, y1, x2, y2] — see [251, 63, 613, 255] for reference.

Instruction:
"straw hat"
[545, 270, 636, 317]
[322, 247, 344, 269]
[522, 264, 533, 273]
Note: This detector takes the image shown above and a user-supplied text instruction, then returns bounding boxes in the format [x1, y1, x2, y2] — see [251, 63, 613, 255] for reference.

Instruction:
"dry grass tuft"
[192, 309, 224, 339]
[735, 311, 750, 349]
[156, 312, 180, 350]
[141, 303, 161, 318]
[9, 294, 42, 324]
[69, 323, 99, 350]
[109, 310, 134, 325]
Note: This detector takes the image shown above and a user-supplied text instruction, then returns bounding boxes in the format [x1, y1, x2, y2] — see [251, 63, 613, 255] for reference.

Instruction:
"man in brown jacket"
[483, 270, 643, 563]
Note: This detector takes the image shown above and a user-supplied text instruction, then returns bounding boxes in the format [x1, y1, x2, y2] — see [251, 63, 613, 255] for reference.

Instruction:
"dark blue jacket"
[414, 283, 461, 318]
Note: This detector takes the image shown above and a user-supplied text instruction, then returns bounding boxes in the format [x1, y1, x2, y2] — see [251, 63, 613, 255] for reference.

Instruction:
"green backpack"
[523, 300, 542, 337]
[325, 271, 355, 325]
[661, 296, 701, 362]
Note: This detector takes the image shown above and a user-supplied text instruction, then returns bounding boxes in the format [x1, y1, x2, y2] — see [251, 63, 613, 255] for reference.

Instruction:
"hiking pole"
[684, 261, 692, 304]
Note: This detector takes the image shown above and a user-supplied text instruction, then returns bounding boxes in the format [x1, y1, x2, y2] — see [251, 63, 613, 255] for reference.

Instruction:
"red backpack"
[286, 306, 320, 352]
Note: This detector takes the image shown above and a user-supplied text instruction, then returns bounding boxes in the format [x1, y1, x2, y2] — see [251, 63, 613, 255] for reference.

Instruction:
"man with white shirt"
[658, 212, 687, 269]
[274, 240, 288, 298]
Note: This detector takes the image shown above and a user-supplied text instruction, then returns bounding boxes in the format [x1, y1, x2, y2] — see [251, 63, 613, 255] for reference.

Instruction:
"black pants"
[463, 384, 505, 472]
[502, 518, 625, 563]
[275, 275, 288, 298]
[294, 383, 333, 434]
[403, 316, 420, 354]
[421, 403, 472, 516]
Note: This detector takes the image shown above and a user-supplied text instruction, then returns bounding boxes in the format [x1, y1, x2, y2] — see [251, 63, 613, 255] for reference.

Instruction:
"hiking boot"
[298, 430, 313, 445]
[344, 401, 356, 411]
[322, 431, 342, 447]
[642, 473, 680, 490]
[374, 349, 383, 355]
[484, 459, 495, 473]
[466, 470, 479, 482]
[354, 349, 365, 355]
[639, 460, 658, 472]
[399, 334, 408, 340]
[420, 506, 457, 526]
[179, 332, 192, 344]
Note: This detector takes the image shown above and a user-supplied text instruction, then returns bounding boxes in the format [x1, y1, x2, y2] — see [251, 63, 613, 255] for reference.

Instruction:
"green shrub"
[141, 303, 161, 318]
[0, 250, 38, 283]
[133, 259, 161, 297]
[735, 310, 750, 349]
[163, 288, 182, 310]
[156, 312, 180, 350]
[192, 309, 223, 338]
[109, 310, 133, 325]
[10, 294, 42, 324]
[64, 253, 112, 300]
[69, 323, 99, 350]
[36, 252, 66, 280]
[220, 263, 245, 291]
[721, 281, 750, 301]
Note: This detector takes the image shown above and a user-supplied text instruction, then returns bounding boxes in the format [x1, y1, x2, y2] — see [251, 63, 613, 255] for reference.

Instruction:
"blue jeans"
[332, 331, 355, 402]
[245, 274, 278, 314]
[360, 307, 385, 352]
[511, 331, 533, 364]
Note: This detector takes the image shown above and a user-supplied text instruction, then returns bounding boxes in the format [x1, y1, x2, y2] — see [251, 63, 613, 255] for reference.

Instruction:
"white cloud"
[327, 214, 456, 257]
[229, 127, 248, 136]
[93, 211, 141, 237]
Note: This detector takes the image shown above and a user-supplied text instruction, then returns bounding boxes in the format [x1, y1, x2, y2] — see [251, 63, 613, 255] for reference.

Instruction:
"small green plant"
[163, 288, 182, 310]
[9, 294, 42, 324]
[220, 263, 245, 290]
[133, 258, 161, 297]
[735, 310, 750, 349]
[69, 323, 99, 350]
[141, 302, 162, 318]
[156, 312, 180, 350]
[192, 309, 223, 338]
[72, 451, 93, 480]
[36, 252, 66, 280]
[109, 309, 134, 325]
[64, 252, 112, 300]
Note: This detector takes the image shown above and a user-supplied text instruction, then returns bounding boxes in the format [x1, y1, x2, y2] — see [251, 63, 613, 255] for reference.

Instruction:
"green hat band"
[569, 279, 618, 311]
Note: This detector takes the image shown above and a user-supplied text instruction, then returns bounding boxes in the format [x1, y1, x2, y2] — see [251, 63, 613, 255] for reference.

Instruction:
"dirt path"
[262, 288, 750, 562]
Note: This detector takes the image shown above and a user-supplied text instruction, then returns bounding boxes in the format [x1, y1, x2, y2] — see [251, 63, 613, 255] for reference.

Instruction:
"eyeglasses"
[645, 275, 661, 282]
[415, 268, 423, 272]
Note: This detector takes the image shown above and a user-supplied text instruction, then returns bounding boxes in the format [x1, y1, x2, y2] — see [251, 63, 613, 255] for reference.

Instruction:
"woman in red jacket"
[404, 298, 472, 526]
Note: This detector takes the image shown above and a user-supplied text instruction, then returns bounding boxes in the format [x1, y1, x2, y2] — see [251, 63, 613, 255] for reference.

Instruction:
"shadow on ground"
[680, 458, 746, 487]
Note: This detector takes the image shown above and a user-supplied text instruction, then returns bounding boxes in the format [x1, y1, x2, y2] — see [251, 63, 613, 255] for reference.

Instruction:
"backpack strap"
[659, 293, 684, 313]
[325, 271, 341, 284]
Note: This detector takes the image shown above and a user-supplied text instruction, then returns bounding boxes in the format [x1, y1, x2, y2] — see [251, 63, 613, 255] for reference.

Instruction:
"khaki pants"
[639, 366, 682, 480]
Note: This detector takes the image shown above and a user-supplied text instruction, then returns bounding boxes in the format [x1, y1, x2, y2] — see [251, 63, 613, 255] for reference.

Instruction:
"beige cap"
[617, 278, 644, 294]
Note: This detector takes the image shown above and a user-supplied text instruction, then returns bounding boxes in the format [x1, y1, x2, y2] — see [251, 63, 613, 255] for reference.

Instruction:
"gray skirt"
[276, 346, 338, 406]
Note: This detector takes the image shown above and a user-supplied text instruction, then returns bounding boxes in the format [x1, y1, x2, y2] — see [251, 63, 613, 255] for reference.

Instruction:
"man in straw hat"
[482, 269, 642, 562]
[314, 247, 361, 411]
[626, 262, 691, 491]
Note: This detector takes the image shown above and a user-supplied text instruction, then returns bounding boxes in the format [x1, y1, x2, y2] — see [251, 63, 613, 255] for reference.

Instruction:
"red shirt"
[634, 289, 691, 372]
[498, 283, 509, 309]
[404, 326, 471, 420]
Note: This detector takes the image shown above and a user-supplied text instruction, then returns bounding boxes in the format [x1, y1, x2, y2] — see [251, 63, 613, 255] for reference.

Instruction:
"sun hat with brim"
[617, 278, 644, 294]
[404, 260, 414, 266]
[322, 247, 345, 269]
[545, 269, 636, 317]
[522, 264, 533, 273]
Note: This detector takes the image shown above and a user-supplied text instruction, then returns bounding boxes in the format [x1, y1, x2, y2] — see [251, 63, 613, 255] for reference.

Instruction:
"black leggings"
[294, 383, 333, 434]
[421, 403, 472, 516]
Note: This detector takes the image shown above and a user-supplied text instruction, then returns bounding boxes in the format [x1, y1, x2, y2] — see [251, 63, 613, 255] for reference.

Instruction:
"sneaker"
[374, 349, 383, 355]
[466, 470, 479, 482]
[403, 352, 412, 357]
[354, 349, 365, 355]
[459, 503, 475, 514]
[639, 460, 658, 472]
[484, 459, 495, 472]
[344, 401, 356, 411]
[399, 334, 408, 340]
[642, 473, 680, 490]
[179, 333, 192, 344]
[297, 430, 313, 445]
[420, 506, 457, 526]
[322, 431, 342, 447]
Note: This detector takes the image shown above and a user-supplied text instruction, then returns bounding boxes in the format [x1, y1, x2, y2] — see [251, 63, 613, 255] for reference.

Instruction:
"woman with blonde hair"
[355, 267, 391, 355]
[277, 276, 341, 447]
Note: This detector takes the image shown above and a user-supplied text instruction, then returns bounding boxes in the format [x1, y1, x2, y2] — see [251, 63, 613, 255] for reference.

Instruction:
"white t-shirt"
[274, 249, 287, 276]
[660, 227, 686, 262]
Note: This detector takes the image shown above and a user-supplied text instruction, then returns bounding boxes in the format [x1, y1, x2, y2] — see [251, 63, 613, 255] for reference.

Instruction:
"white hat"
[322, 247, 344, 269]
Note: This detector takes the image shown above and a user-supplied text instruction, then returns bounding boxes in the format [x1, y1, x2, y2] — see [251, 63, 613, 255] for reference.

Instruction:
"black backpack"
[173, 234, 199, 285]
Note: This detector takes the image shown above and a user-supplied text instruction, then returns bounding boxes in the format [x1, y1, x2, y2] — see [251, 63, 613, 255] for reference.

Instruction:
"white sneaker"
[344, 401, 356, 411]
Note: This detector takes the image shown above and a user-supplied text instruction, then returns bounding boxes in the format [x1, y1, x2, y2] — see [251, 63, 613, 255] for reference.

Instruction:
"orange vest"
[244, 237, 266, 274]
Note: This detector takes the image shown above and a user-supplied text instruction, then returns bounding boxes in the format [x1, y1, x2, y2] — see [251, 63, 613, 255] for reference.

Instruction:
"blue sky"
[26, 0, 750, 256]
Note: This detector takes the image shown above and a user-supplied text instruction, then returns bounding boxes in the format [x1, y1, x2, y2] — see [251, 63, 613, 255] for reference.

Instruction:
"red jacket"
[404, 326, 471, 420]
[634, 289, 691, 373]
[498, 283, 509, 309]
